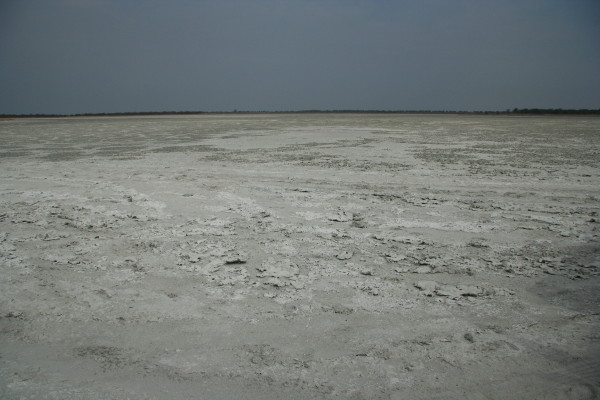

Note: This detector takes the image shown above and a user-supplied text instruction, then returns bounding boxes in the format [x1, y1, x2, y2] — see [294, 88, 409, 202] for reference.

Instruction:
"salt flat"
[1, 114, 599, 399]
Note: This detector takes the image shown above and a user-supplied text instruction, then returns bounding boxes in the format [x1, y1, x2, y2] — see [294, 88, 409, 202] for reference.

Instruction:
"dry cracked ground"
[1, 114, 599, 399]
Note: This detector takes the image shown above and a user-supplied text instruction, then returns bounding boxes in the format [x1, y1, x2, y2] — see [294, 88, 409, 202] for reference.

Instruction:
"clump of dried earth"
[1, 114, 599, 399]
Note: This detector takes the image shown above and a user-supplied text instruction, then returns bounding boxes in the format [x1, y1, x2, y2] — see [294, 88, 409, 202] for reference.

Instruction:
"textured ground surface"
[1, 114, 599, 399]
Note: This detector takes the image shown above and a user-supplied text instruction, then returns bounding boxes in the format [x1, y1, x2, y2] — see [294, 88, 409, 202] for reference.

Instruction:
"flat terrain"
[1, 114, 599, 399]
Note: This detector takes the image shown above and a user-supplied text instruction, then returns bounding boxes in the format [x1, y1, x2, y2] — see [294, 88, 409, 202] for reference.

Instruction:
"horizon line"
[2, 108, 600, 118]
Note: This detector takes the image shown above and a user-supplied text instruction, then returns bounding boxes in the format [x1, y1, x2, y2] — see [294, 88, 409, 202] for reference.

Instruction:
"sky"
[1, 0, 599, 114]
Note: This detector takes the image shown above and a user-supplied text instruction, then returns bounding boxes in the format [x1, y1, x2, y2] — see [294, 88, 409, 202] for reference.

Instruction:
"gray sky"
[1, 0, 599, 114]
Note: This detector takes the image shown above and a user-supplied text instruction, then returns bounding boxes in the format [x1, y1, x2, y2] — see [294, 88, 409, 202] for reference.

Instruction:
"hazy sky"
[1, 0, 599, 114]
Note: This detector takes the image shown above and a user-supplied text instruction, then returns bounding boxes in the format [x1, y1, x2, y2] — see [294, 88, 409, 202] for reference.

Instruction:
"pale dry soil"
[1, 114, 599, 399]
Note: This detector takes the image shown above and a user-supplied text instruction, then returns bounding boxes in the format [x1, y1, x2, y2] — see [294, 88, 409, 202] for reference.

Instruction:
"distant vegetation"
[509, 108, 600, 115]
[1, 108, 599, 118]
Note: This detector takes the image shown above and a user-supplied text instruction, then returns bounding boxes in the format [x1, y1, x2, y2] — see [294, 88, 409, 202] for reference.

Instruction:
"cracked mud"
[1, 114, 599, 399]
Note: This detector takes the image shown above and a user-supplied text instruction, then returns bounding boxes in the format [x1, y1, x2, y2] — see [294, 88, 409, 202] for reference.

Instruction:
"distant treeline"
[509, 108, 600, 115]
[1, 108, 600, 118]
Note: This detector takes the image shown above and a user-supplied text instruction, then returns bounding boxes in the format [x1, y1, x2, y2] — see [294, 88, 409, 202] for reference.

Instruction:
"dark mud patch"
[531, 275, 600, 314]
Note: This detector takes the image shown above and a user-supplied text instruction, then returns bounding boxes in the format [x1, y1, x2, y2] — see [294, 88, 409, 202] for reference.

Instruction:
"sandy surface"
[1, 114, 599, 399]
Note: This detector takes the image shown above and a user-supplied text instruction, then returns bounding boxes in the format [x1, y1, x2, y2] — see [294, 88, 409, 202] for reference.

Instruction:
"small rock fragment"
[225, 252, 248, 264]
[414, 281, 437, 292]
[94, 289, 113, 299]
[457, 285, 483, 297]
[464, 333, 475, 343]
[254, 211, 271, 219]
[264, 277, 286, 287]
[336, 250, 353, 260]
[257, 258, 299, 278]
[328, 212, 353, 222]
[386, 252, 406, 262]
[290, 280, 305, 290]
[372, 234, 386, 241]
[435, 285, 462, 298]
[327, 305, 354, 315]
[352, 220, 367, 228]
[351, 213, 367, 228]
[188, 253, 202, 263]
